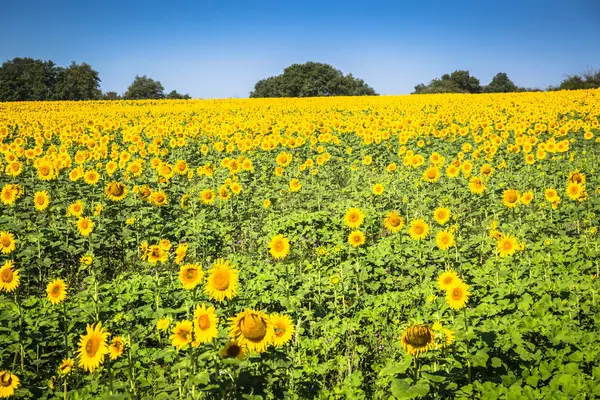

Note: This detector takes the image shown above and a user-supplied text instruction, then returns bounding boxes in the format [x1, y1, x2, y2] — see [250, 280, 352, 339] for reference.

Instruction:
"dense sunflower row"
[0, 91, 599, 398]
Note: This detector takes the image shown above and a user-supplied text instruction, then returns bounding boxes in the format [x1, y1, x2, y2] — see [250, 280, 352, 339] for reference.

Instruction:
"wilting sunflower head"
[0, 370, 20, 397]
[104, 181, 128, 201]
[58, 358, 74, 376]
[400, 325, 434, 356]
[109, 337, 126, 360]
[228, 309, 274, 354]
[220, 341, 247, 360]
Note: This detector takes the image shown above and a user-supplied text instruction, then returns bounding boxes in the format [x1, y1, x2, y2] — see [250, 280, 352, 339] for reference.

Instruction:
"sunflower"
[383, 211, 404, 233]
[263, 199, 271, 208]
[200, 189, 216, 205]
[67, 200, 85, 217]
[269, 234, 290, 259]
[146, 245, 168, 264]
[175, 243, 188, 265]
[170, 320, 193, 350]
[348, 230, 366, 247]
[567, 170, 586, 185]
[289, 178, 302, 192]
[468, 176, 486, 194]
[37, 160, 56, 181]
[219, 186, 231, 201]
[502, 189, 520, 208]
[433, 207, 450, 225]
[46, 279, 68, 305]
[521, 191, 534, 205]
[372, 183, 384, 195]
[204, 259, 239, 302]
[230, 182, 242, 195]
[270, 313, 295, 347]
[109, 337, 126, 360]
[76, 217, 94, 237]
[34, 190, 50, 211]
[423, 166, 441, 183]
[0, 370, 20, 398]
[0, 184, 18, 206]
[400, 325, 434, 356]
[0, 261, 20, 293]
[446, 281, 470, 310]
[431, 322, 454, 349]
[148, 191, 168, 207]
[228, 309, 274, 353]
[408, 219, 430, 240]
[0, 231, 16, 254]
[344, 208, 365, 229]
[83, 170, 100, 185]
[566, 182, 584, 201]
[220, 341, 247, 360]
[497, 234, 518, 257]
[104, 181, 128, 201]
[544, 188, 559, 203]
[178, 264, 204, 290]
[193, 304, 219, 343]
[80, 254, 93, 266]
[157, 318, 171, 331]
[437, 270, 460, 291]
[77, 322, 109, 373]
[58, 358, 74, 376]
[435, 230, 455, 250]
[138, 185, 153, 201]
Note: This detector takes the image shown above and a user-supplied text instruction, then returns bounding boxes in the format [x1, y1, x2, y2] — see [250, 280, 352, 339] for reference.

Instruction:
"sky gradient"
[1, 0, 599, 98]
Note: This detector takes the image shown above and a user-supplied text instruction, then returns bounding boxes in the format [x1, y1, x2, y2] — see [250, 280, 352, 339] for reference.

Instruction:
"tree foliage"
[550, 69, 600, 91]
[250, 62, 377, 98]
[166, 90, 191, 99]
[124, 75, 165, 100]
[413, 70, 482, 94]
[0, 58, 59, 101]
[53, 62, 101, 100]
[483, 72, 519, 93]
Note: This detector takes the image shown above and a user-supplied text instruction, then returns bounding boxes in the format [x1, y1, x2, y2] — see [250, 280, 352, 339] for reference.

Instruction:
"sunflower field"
[0, 90, 600, 399]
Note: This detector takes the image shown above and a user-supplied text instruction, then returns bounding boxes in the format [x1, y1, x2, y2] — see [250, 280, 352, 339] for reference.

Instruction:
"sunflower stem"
[463, 307, 472, 383]
[63, 300, 69, 356]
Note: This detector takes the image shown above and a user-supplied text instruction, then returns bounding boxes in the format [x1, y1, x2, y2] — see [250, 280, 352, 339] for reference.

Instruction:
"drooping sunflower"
[58, 358, 74, 376]
[270, 313, 295, 347]
[220, 341, 247, 360]
[0, 370, 20, 398]
[400, 325, 434, 356]
[502, 189, 520, 208]
[193, 304, 219, 343]
[344, 208, 365, 229]
[497, 234, 518, 257]
[567, 170, 586, 185]
[109, 336, 126, 360]
[435, 230, 455, 250]
[437, 269, 460, 291]
[83, 170, 100, 185]
[178, 264, 204, 290]
[76, 217, 95, 237]
[348, 230, 366, 247]
[77, 322, 110, 373]
[431, 322, 454, 349]
[0, 261, 20, 293]
[446, 281, 470, 310]
[0, 231, 16, 255]
[34, 190, 50, 211]
[383, 211, 404, 233]
[104, 181, 128, 201]
[204, 259, 239, 302]
[433, 207, 451, 225]
[170, 320, 193, 350]
[46, 279, 68, 305]
[372, 183, 384, 195]
[408, 219, 430, 240]
[228, 309, 274, 353]
[269, 234, 290, 259]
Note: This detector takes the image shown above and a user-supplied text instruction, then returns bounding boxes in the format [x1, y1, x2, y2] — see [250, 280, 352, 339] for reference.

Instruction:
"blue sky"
[1, 0, 599, 98]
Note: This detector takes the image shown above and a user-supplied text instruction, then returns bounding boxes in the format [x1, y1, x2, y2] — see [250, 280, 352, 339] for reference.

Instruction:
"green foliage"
[53, 62, 102, 101]
[551, 69, 600, 91]
[0, 58, 59, 101]
[413, 70, 482, 94]
[250, 62, 377, 97]
[483, 73, 519, 93]
[123, 75, 165, 100]
[166, 90, 191, 100]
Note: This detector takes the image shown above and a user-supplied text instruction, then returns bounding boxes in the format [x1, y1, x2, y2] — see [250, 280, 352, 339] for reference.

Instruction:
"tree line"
[0, 58, 190, 102]
[0, 57, 598, 101]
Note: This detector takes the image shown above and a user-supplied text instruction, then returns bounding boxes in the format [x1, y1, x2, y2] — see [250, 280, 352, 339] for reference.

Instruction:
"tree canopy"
[0, 58, 60, 101]
[250, 62, 377, 98]
[123, 75, 165, 100]
[413, 70, 482, 94]
[53, 62, 102, 100]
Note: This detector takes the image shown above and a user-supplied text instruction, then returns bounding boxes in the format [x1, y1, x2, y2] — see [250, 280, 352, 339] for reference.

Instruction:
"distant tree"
[0, 57, 59, 101]
[250, 62, 377, 98]
[102, 91, 121, 100]
[53, 61, 101, 100]
[484, 72, 519, 93]
[413, 70, 481, 94]
[124, 75, 165, 100]
[166, 90, 191, 99]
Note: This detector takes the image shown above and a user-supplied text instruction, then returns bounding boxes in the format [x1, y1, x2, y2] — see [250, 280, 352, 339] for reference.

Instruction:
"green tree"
[102, 91, 121, 100]
[0, 57, 59, 101]
[53, 61, 101, 100]
[124, 75, 165, 100]
[413, 70, 481, 94]
[484, 72, 519, 93]
[166, 90, 191, 99]
[250, 62, 377, 98]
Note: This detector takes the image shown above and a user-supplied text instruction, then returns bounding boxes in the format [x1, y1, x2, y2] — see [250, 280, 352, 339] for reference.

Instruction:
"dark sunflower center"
[226, 344, 241, 357]
[274, 323, 285, 338]
[52, 286, 60, 295]
[452, 288, 462, 300]
[85, 337, 99, 357]
[405, 327, 432, 347]
[1, 268, 13, 283]
[185, 269, 196, 281]
[0, 237, 10, 247]
[40, 166, 50, 175]
[198, 315, 210, 330]
[0, 373, 11, 387]
[110, 184, 125, 196]
[503, 241, 513, 251]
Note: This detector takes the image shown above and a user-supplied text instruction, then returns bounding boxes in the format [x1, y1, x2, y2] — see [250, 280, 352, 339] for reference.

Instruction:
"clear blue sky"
[1, 0, 599, 98]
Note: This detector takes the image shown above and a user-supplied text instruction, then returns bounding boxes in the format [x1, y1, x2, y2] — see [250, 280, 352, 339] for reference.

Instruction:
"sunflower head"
[269, 234, 290, 259]
[170, 320, 193, 350]
[270, 313, 295, 347]
[178, 264, 204, 290]
[408, 219, 430, 240]
[344, 208, 365, 229]
[0, 260, 20, 293]
[0, 370, 20, 397]
[46, 279, 68, 305]
[77, 322, 110, 373]
[109, 337, 126, 360]
[400, 325, 434, 356]
[220, 341, 247, 360]
[446, 281, 470, 310]
[204, 259, 239, 302]
[228, 309, 274, 353]
[348, 230, 366, 247]
[58, 358, 74, 376]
